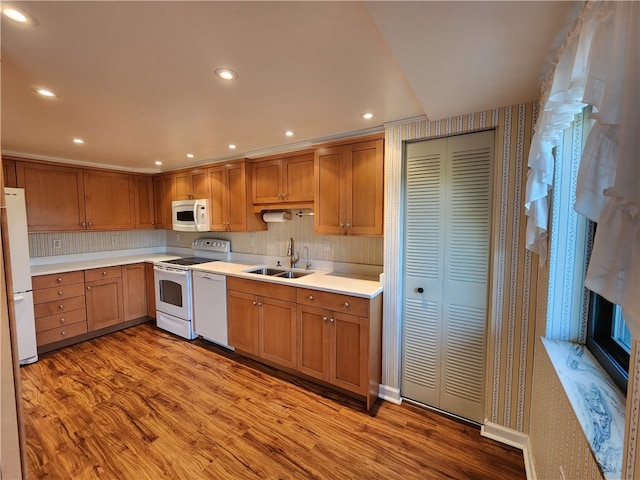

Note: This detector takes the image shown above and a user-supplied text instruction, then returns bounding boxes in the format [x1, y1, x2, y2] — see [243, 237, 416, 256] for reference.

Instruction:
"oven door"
[154, 265, 191, 320]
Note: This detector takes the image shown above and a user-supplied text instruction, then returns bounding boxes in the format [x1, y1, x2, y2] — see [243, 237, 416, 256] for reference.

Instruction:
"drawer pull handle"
[344, 302, 349, 308]
[57, 277, 63, 282]
[308, 295, 314, 301]
[58, 291, 63, 295]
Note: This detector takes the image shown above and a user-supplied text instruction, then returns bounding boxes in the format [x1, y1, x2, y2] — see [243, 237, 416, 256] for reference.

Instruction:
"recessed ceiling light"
[186, 153, 194, 158]
[285, 131, 294, 137]
[228, 144, 237, 150]
[362, 112, 374, 120]
[32, 87, 57, 98]
[2, 5, 38, 25]
[155, 161, 162, 166]
[72, 138, 84, 144]
[214, 68, 238, 80]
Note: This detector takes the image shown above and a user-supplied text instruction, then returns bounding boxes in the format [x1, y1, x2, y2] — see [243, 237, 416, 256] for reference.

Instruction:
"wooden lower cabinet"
[226, 277, 297, 368]
[32, 271, 87, 347]
[122, 263, 147, 321]
[145, 262, 156, 318]
[85, 266, 124, 331]
[227, 277, 382, 410]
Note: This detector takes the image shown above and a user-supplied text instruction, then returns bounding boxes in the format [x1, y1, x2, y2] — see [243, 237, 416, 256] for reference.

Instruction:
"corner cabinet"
[314, 138, 384, 236]
[153, 175, 175, 229]
[209, 161, 267, 232]
[251, 153, 314, 211]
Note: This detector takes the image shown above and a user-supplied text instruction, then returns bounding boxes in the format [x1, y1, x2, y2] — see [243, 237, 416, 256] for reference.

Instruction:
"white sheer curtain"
[525, 1, 639, 335]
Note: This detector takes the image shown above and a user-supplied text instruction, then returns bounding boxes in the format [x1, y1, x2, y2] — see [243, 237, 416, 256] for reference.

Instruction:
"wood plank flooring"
[20, 323, 526, 479]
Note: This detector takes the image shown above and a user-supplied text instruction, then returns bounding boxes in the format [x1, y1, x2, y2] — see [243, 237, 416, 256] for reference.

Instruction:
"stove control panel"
[192, 238, 231, 253]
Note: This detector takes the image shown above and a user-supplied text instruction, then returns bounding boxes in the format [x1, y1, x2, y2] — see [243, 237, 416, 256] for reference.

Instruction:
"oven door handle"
[154, 266, 187, 276]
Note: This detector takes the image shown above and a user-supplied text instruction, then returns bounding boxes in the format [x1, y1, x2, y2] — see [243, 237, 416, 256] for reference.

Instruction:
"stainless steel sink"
[244, 267, 312, 279]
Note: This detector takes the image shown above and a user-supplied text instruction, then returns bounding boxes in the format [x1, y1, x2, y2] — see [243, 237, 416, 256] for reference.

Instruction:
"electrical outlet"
[175, 233, 180, 243]
[53, 239, 61, 249]
[249, 235, 255, 247]
[111, 235, 118, 246]
[323, 240, 331, 252]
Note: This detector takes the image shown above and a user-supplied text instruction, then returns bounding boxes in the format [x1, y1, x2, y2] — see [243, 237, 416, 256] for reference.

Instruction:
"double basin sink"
[244, 266, 313, 279]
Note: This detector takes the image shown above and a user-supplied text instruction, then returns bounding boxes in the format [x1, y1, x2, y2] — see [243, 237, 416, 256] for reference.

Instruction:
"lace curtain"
[524, 1, 639, 335]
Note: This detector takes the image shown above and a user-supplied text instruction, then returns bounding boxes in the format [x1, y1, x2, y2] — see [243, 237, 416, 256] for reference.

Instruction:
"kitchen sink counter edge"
[191, 262, 383, 299]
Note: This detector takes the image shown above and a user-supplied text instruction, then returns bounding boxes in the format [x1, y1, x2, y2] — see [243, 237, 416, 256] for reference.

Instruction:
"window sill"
[542, 337, 625, 478]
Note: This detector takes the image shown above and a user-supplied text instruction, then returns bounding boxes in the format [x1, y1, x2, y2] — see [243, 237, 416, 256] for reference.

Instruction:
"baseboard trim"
[378, 385, 402, 404]
[481, 421, 536, 479]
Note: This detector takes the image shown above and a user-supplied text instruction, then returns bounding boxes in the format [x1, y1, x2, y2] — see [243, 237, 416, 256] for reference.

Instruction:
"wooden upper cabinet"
[174, 169, 210, 200]
[252, 153, 314, 209]
[153, 175, 174, 229]
[2, 158, 17, 187]
[133, 176, 155, 229]
[314, 139, 383, 236]
[209, 161, 267, 232]
[16, 162, 86, 232]
[84, 170, 135, 230]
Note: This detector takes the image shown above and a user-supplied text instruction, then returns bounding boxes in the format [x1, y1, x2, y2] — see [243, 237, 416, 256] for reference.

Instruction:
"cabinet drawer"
[33, 283, 86, 304]
[34, 295, 86, 318]
[36, 322, 87, 347]
[227, 277, 296, 302]
[35, 308, 86, 333]
[85, 265, 122, 282]
[297, 288, 369, 317]
[32, 271, 85, 289]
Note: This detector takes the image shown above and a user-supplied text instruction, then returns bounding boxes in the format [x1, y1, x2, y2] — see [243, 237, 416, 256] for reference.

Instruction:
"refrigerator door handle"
[14, 294, 25, 302]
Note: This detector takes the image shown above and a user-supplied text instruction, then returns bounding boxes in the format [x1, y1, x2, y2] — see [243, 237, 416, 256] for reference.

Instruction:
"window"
[586, 290, 630, 393]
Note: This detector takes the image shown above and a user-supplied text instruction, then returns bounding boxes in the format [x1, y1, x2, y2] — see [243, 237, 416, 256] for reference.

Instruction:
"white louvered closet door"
[402, 130, 494, 423]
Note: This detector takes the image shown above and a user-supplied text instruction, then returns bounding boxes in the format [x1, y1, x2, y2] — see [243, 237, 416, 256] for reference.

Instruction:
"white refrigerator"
[4, 187, 38, 364]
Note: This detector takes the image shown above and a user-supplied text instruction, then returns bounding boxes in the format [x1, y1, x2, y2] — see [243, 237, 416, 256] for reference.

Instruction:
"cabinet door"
[252, 159, 282, 204]
[16, 162, 86, 232]
[283, 154, 314, 203]
[227, 290, 259, 355]
[330, 311, 368, 395]
[122, 263, 147, 321]
[314, 147, 345, 234]
[153, 175, 174, 229]
[345, 139, 384, 236]
[226, 163, 247, 231]
[173, 172, 192, 200]
[296, 304, 330, 381]
[259, 297, 297, 368]
[3, 158, 17, 187]
[84, 170, 135, 230]
[134, 176, 155, 228]
[191, 170, 210, 199]
[86, 277, 124, 331]
[145, 263, 156, 318]
[209, 166, 227, 231]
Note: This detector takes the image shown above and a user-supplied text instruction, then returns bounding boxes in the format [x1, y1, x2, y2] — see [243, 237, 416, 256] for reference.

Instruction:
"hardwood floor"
[20, 323, 526, 479]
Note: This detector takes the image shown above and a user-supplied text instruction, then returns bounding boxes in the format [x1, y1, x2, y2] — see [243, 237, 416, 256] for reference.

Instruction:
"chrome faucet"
[287, 237, 299, 268]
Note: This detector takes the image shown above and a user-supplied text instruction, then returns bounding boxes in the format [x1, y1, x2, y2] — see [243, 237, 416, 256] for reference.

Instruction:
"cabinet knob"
[257, 302, 263, 307]
[344, 302, 349, 308]
[102, 271, 107, 275]
[58, 291, 63, 295]
[330, 318, 335, 323]
[252, 301, 257, 305]
[59, 304, 64, 309]
[61, 331, 66, 336]
[345, 223, 350, 229]
[57, 277, 63, 282]
[322, 316, 328, 322]
[87, 286, 91, 290]
[60, 318, 65, 323]
[81, 222, 86, 226]
[308, 295, 314, 301]
[416, 287, 424, 294]
[339, 223, 344, 228]
[88, 222, 93, 226]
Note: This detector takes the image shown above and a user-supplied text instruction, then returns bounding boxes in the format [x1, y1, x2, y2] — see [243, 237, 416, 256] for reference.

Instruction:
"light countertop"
[191, 262, 383, 299]
[30, 253, 383, 299]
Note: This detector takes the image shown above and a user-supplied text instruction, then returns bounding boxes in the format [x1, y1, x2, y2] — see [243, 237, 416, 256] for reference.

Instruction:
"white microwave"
[172, 199, 210, 232]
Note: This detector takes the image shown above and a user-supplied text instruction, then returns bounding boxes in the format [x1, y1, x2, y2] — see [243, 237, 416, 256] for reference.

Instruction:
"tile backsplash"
[28, 213, 384, 266]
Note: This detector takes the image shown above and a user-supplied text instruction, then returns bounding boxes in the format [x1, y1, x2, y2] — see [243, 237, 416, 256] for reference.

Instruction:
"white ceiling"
[1, 1, 581, 173]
